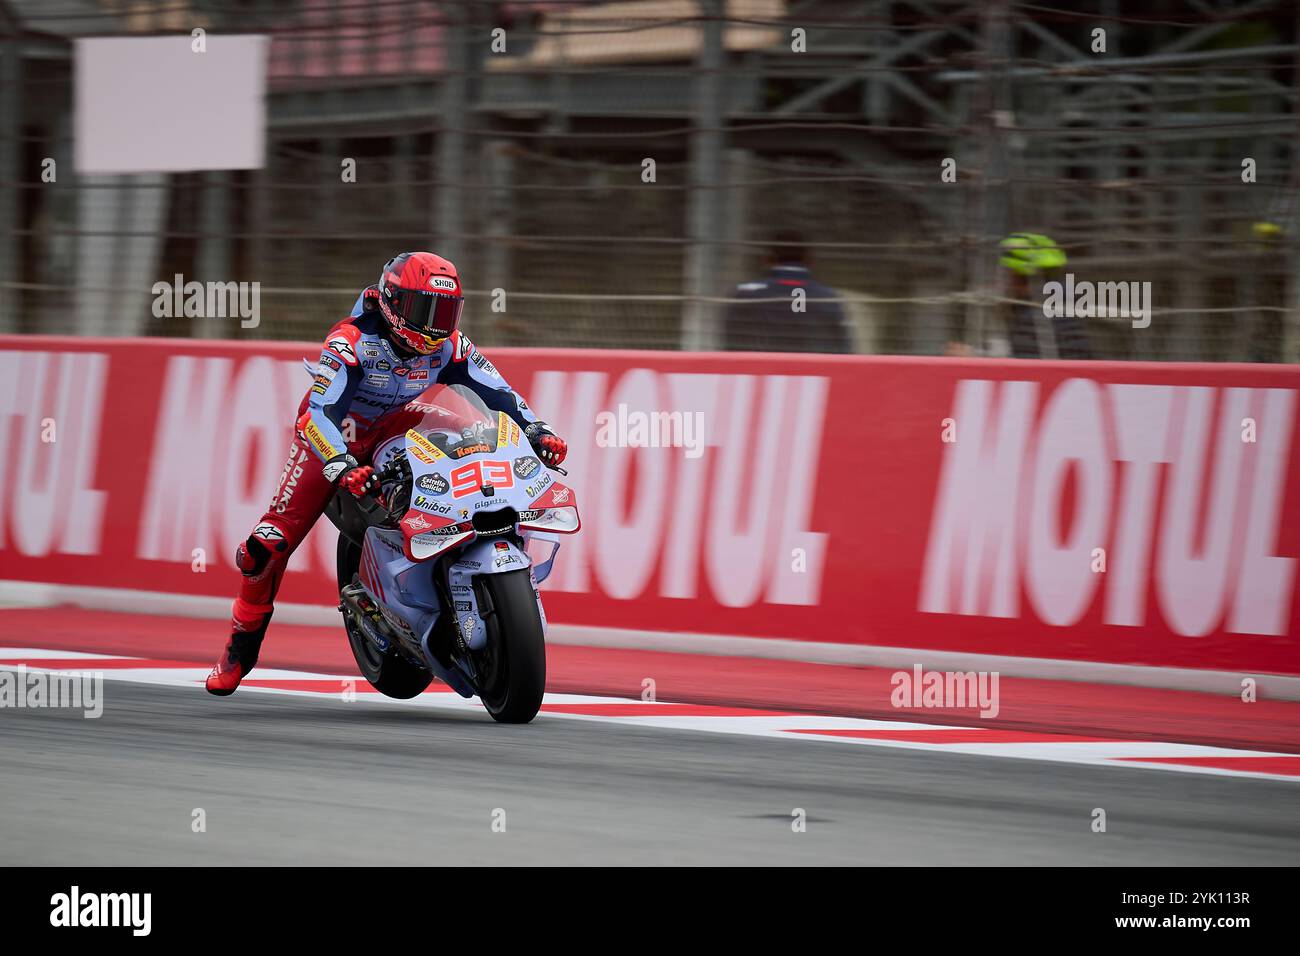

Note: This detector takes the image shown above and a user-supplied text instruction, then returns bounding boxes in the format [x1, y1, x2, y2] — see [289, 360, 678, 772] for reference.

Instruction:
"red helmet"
[376, 251, 464, 354]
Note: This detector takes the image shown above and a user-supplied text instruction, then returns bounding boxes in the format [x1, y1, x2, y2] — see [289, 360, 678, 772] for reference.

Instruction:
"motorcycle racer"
[206, 251, 568, 695]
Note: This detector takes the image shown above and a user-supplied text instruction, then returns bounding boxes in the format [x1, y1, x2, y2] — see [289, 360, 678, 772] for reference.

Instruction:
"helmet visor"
[389, 289, 464, 340]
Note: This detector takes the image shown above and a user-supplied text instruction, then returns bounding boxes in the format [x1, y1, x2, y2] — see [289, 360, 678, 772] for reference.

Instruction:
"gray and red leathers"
[207, 277, 566, 695]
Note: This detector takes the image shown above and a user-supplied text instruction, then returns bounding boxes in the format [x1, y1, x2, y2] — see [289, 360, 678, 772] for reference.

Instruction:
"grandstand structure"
[0, 0, 1296, 360]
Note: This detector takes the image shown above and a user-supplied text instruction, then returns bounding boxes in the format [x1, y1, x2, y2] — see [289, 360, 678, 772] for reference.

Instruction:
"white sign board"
[75, 35, 268, 174]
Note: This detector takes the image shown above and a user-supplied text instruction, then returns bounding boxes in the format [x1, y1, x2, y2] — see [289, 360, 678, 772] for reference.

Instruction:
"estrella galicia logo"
[416, 472, 449, 496]
[513, 456, 541, 479]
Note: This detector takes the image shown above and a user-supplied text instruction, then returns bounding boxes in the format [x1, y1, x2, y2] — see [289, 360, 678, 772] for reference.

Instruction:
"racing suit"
[229, 286, 542, 644]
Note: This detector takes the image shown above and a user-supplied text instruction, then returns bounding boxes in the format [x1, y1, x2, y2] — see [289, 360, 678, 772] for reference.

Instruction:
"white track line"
[5, 579, 1298, 699]
[1, 651, 1296, 784]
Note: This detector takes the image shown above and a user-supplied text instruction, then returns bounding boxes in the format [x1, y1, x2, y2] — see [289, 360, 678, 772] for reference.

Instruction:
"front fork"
[445, 536, 535, 654]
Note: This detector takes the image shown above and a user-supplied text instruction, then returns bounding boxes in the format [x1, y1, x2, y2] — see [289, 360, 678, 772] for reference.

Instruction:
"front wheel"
[476, 569, 547, 723]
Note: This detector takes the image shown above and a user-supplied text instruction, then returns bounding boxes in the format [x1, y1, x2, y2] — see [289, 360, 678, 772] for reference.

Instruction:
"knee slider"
[238, 523, 288, 577]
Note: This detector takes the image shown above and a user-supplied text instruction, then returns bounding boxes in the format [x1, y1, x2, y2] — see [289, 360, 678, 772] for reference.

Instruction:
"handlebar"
[344, 457, 408, 527]
[376, 456, 410, 484]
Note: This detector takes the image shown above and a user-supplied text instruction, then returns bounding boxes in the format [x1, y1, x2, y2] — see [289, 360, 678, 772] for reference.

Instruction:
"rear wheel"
[338, 535, 431, 700]
[476, 569, 546, 723]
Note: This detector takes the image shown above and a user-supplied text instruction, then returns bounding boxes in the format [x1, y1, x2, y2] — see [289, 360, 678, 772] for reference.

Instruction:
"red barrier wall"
[1, 336, 1297, 675]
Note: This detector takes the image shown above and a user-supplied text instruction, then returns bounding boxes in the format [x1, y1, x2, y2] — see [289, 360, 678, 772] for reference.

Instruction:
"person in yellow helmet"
[999, 233, 1093, 359]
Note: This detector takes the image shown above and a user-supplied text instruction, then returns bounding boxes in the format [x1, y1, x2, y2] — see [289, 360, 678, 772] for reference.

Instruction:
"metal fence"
[1, 0, 1298, 361]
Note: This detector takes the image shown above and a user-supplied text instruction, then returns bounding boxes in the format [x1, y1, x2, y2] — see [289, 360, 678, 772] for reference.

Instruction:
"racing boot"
[205, 625, 267, 696]
[208, 524, 288, 696]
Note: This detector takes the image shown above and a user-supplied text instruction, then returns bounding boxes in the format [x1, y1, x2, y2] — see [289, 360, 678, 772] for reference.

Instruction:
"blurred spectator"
[999, 232, 1093, 359]
[724, 231, 852, 353]
[1245, 220, 1286, 362]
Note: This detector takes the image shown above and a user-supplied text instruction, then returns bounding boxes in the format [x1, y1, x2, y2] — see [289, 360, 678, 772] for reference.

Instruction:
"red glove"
[527, 423, 567, 467]
[324, 454, 379, 498]
[340, 464, 378, 498]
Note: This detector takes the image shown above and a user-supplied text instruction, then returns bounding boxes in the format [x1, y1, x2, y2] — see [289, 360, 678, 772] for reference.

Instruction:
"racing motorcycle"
[323, 384, 580, 723]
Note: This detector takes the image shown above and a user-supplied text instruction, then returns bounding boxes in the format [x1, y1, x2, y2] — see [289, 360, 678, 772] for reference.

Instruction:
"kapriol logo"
[919, 378, 1297, 636]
